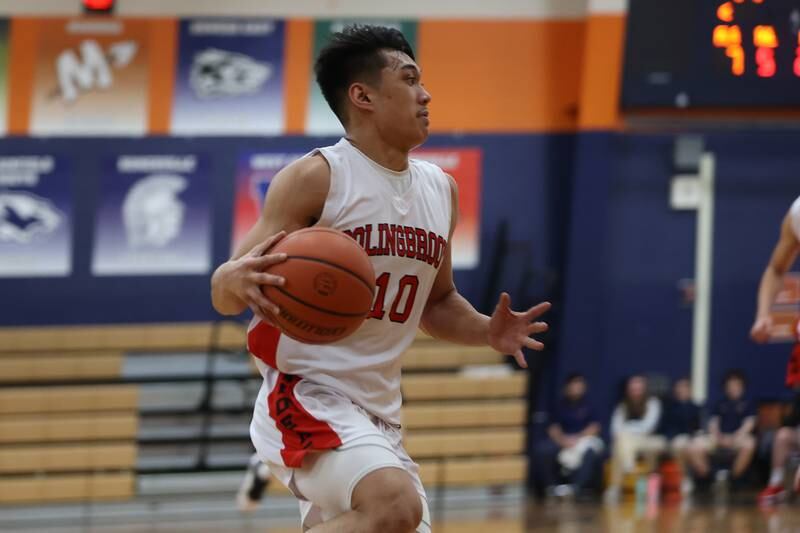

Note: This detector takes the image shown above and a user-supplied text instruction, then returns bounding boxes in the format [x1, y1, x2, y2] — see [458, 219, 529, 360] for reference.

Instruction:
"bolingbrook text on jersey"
[343, 223, 447, 268]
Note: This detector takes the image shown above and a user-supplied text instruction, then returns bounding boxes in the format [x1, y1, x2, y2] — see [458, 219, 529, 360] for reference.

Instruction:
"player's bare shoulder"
[275, 153, 331, 205]
[263, 153, 331, 227]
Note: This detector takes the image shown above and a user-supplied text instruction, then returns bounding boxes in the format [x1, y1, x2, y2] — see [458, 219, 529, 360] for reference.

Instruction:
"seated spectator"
[659, 377, 710, 494]
[707, 370, 757, 486]
[604, 374, 664, 503]
[534, 373, 603, 500]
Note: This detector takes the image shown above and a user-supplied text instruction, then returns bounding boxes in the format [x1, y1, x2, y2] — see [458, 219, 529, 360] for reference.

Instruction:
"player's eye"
[406, 77, 417, 86]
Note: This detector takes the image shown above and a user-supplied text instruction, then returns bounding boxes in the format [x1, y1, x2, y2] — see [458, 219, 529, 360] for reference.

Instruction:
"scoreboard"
[621, 0, 800, 108]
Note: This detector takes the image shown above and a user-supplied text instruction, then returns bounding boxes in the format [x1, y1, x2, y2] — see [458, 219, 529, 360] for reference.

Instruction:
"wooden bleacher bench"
[0, 413, 138, 444]
[0, 352, 123, 382]
[0, 385, 139, 504]
[403, 400, 525, 429]
[0, 322, 246, 353]
[0, 385, 138, 414]
[403, 373, 527, 401]
[405, 428, 525, 458]
[0, 443, 137, 474]
[0, 322, 530, 501]
[0, 473, 134, 504]
[401, 345, 505, 370]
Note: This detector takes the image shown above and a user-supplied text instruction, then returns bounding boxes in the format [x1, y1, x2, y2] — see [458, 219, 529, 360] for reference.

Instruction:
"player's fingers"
[252, 231, 287, 256]
[496, 292, 511, 311]
[513, 350, 528, 369]
[526, 321, 549, 335]
[251, 252, 288, 268]
[250, 272, 286, 287]
[523, 301, 551, 320]
[246, 287, 280, 316]
[522, 336, 545, 351]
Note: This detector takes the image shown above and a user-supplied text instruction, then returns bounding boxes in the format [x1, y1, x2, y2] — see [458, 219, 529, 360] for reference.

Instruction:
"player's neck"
[344, 130, 409, 172]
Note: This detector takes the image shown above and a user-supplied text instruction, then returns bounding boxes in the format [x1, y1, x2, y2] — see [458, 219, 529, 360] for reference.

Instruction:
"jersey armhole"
[310, 147, 339, 227]
[790, 196, 800, 242]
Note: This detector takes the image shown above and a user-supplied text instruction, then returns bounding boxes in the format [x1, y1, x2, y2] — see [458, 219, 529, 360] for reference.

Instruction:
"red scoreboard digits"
[713, 0, 800, 78]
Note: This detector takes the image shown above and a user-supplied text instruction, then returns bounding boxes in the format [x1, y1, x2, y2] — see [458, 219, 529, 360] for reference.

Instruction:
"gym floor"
[2, 490, 799, 533]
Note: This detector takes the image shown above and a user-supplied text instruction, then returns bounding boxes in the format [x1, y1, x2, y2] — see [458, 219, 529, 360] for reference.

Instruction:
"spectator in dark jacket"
[534, 373, 603, 499]
[659, 377, 710, 494]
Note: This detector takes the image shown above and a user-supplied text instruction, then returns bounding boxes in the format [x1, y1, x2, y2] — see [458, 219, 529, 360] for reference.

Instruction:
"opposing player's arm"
[420, 174, 550, 368]
[211, 154, 330, 321]
[751, 211, 800, 343]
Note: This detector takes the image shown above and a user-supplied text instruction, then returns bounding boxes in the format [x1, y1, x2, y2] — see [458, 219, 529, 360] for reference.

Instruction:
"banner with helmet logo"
[0, 155, 72, 277]
[15, 18, 165, 136]
[170, 19, 285, 135]
[91, 154, 211, 275]
[305, 19, 417, 135]
[230, 150, 304, 254]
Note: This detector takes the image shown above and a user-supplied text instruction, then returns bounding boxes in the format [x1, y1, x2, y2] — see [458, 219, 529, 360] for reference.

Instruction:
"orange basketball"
[262, 227, 376, 344]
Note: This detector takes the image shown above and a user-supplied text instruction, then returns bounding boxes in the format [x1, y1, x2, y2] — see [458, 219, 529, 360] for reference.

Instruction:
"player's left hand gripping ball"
[487, 293, 550, 368]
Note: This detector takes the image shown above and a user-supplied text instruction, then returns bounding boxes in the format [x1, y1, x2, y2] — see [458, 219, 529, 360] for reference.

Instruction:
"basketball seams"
[270, 285, 372, 318]
[285, 255, 374, 293]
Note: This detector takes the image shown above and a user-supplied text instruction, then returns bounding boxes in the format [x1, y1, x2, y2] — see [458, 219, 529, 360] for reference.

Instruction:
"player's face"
[372, 51, 431, 149]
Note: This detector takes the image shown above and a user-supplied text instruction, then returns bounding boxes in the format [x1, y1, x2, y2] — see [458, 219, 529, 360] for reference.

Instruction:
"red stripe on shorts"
[248, 320, 281, 369]
[267, 372, 343, 467]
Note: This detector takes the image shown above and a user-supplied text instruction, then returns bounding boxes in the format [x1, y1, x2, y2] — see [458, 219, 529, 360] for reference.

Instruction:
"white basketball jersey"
[248, 138, 452, 424]
[790, 196, 800, 241]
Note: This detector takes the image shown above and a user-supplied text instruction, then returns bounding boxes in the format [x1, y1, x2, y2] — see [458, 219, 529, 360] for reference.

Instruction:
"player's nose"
[420, 86, 432, 104]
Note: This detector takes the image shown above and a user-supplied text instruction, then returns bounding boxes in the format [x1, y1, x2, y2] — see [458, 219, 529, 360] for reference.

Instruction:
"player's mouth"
[418, 109, 429, 125]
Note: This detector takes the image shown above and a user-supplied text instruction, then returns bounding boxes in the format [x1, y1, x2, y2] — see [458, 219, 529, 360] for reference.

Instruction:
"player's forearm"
[756, 265, 784, 318]
[420, 288, 490, 346]
[211, 262, 247, 316]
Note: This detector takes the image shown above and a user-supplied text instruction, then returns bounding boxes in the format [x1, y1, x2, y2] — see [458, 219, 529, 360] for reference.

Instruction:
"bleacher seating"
[0, 322, 529, 503]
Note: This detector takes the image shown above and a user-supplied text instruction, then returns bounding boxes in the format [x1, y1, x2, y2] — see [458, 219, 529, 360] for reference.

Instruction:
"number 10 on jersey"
[369, 273, 420, 324]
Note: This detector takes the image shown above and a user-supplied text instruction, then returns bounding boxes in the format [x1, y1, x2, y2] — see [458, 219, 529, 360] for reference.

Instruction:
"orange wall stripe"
[147, 18, 177, 135]
[7, 18, 38, 135]
[577, 14, 625, 130]
[284, 19, 313, 135]
[418, 20, 585, 134]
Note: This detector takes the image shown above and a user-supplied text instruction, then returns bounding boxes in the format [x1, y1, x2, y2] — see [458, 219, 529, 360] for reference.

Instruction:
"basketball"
[262, 227, 376, 344]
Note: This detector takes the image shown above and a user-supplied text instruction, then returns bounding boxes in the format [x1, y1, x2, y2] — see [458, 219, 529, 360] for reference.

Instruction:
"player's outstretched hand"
[230, 231, 288, 325]
[487, 292, 550, 369]
[750, 315, 773, 344]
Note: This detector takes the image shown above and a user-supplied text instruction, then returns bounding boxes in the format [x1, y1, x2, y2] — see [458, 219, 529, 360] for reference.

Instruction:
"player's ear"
[349, 82, 374, 112]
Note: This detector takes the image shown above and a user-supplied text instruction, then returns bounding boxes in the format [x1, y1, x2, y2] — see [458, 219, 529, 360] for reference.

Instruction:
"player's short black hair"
[314, 24, 415, 125]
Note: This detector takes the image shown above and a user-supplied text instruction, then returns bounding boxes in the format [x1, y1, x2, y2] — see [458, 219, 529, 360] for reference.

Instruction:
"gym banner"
[27, 18, 152, 135]
[0, 155, 72, 277]
[0, 20, 9, 135]
[91, 154, 211, 275]
[305, 19, 417, 135]
[171, 19, 285, 135]
[231, 150, 304, 253]
[414, 148, 482, 269]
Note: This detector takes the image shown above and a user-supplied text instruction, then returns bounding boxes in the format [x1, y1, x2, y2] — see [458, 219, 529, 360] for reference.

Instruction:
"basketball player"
[211, 25, 550, 532]
[751, 196, 800, 505]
